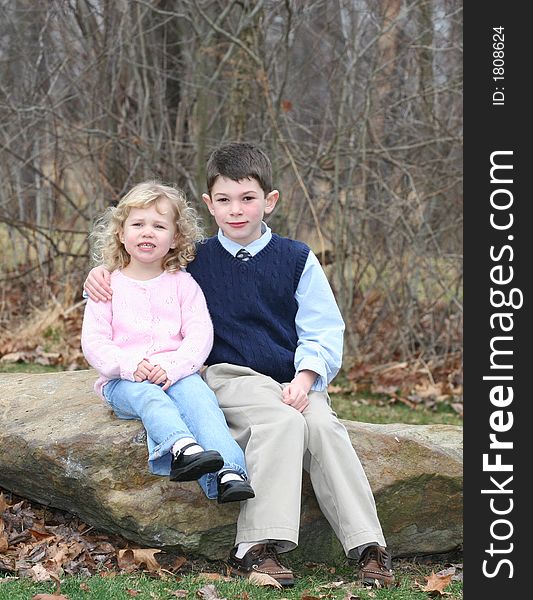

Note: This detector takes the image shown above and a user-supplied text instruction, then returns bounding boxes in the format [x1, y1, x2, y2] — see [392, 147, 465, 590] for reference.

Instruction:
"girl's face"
[119, 199, 177, 272]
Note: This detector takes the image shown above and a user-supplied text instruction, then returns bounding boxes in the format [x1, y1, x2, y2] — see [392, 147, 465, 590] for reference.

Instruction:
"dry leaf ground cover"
[1, 489, 462, 600]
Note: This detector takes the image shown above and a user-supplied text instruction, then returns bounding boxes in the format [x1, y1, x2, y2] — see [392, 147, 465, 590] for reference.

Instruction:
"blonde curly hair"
[90, 181, 203, 272]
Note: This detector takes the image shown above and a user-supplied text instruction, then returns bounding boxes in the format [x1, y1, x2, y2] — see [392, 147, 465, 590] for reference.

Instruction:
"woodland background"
[0, 0, 462, 392]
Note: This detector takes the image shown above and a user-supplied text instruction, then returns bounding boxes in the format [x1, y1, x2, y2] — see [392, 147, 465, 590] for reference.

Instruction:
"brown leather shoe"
[358, 546, 395, 587]
[227, 544, 295, 586]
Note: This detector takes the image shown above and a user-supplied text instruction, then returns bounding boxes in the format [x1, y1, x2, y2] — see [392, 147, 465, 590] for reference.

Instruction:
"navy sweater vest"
[187, 234, 310, 383]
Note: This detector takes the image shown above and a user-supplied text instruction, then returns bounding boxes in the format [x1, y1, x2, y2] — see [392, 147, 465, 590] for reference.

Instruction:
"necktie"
[236, 248, 252, 261]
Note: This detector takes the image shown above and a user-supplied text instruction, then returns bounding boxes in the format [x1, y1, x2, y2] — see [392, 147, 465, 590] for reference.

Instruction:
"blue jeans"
[103, 373, 248, 499]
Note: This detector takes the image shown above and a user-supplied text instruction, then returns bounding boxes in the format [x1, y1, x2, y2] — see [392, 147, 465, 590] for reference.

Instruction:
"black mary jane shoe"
[217, 470, 255, 504]
[169, 443, 224, 482]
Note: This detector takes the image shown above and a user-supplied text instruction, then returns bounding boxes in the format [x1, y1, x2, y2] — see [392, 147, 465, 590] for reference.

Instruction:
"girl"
[81, 181, 254, 503]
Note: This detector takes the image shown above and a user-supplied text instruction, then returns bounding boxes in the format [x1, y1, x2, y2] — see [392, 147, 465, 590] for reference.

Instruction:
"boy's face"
[203, 177, 279, 246]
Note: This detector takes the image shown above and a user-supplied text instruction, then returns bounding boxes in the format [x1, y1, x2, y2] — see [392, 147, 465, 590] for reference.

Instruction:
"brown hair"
[206, 142, 273, 196]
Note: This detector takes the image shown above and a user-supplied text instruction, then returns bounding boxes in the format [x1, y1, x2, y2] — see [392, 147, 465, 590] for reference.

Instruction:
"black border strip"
[465, 4, 529, 597]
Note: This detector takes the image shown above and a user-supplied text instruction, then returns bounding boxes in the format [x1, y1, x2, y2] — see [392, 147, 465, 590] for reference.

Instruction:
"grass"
[331, 391, 462, 426]
[329, 369, 462, 426]
[0, 562, 463, 599]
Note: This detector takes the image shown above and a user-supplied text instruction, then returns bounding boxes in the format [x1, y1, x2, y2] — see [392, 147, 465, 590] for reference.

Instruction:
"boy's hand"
[282, 370, 317, 413]
[282, 382, 309, 412]
[84, 266, 113, 302]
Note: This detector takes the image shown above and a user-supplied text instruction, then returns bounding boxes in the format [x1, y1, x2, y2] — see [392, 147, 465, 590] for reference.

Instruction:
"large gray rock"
[0, 370, 462, 562]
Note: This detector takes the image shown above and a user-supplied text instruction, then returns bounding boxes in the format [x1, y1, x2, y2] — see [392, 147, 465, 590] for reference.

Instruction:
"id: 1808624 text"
[492, 26, 505, 106]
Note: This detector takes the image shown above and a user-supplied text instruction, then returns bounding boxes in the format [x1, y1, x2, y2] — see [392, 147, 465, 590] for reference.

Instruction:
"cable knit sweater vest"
[187, 234, 310, 383]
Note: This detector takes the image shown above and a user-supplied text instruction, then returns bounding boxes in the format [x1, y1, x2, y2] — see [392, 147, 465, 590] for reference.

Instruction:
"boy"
[84, 142, 394, 587]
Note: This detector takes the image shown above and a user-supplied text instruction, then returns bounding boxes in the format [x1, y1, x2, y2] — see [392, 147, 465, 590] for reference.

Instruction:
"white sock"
[172, 437, 203, 456]
[219, 472, 244, 484]
[235, 540, 268, 559]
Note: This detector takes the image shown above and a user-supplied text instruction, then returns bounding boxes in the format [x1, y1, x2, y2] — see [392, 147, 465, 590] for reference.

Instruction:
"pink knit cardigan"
[81, 269, 214, 398]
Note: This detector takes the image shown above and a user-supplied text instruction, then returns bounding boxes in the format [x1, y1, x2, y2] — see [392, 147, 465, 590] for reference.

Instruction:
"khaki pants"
[203, 363, 386, 557]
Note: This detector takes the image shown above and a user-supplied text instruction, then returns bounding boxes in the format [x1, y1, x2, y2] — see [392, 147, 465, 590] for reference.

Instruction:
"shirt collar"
[217, 222, 272, 257]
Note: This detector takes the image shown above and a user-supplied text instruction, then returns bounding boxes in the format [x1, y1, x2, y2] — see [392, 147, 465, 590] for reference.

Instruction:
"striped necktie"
[236, 248, 252, 261]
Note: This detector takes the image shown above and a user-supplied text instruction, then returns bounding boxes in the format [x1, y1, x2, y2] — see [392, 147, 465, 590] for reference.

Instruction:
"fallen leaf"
[29, 563, 56, 582]
[0, 351, 27, 363]
[416, 571, 453, 595]
[0, 493, 9, 512]
[0, 523, 9, 552]
[126, 590, 141, 597]
[318, 580, 345, 589]
[117, 548, 161, 572]
[0, 556, 15, 573]
[93, 541, 116, 554]
[328, 383, 356, 394]
[248, 570, 282, 589]
[414, 382, 445, 398]
[48, 542, 71, 567]
[451, 402, 463, 415]
[436, 566, 456, 578]
[196, 583, 227, 599]
[28, 528, 56, 542]
[196, 572, 232, 582]
[171, 555, 187, 571]
[167, 591, 188, 598]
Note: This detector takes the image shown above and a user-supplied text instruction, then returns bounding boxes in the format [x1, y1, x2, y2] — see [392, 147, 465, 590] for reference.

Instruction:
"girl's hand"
[133, 360, 171, 390]
[148, 364, 171, 390]
[84, 266, 113, 302]
[134, 359, 153, 382]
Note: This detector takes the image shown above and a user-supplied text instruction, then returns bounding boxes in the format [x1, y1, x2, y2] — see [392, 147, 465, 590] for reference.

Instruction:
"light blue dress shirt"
[217, 224, 345, 391]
